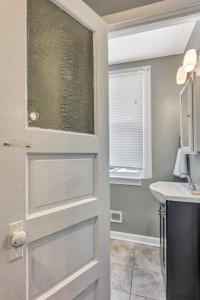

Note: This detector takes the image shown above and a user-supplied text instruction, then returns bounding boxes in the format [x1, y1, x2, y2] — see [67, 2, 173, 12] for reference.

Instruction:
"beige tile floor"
[110, 239, 166, 300]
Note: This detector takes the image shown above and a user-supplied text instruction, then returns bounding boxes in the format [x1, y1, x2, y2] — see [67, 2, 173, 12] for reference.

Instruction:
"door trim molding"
[104, 0, 200, 32]
[110, 230, 160, 247]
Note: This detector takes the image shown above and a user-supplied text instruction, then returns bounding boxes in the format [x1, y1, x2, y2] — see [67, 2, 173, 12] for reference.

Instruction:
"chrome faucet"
[185, 175, 196, 192]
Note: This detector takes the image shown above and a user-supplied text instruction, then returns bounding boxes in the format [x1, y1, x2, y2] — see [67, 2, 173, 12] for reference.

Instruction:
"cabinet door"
[192, 73, 200, 152]
[167, 201, 200, 300]
[180, 78, 194, 153]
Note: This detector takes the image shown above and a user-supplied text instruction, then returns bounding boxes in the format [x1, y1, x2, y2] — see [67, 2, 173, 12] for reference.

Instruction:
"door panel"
[28, 219, 95, 298]
[37, 264, 98, 300]
[0, 0, 109, 299]
[74, 283, 97, 300]
[28, 154, 95, 213]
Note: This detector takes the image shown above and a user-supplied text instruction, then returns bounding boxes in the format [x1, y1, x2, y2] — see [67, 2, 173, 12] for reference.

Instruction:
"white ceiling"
[109, 20, 196, 65]
[83, 0, 162, 16]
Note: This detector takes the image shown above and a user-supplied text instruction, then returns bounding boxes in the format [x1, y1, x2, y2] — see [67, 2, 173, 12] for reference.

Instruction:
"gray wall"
[83, 0, 162, 16]
[186, 21, 200, 185]
[110, 55, 183, 237]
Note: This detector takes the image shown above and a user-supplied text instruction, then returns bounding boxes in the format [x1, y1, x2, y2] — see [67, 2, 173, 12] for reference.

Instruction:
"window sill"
[110, 177, 142, 186]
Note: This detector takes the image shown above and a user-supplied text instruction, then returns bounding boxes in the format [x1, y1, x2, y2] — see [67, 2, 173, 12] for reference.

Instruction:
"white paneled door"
[0, 1, 110, 299]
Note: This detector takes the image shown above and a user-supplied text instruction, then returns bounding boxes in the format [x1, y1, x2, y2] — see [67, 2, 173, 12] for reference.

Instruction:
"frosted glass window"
[27, 0, 94, 134]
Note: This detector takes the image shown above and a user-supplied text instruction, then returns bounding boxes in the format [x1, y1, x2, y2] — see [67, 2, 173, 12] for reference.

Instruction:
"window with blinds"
[109, 66, 151, 184]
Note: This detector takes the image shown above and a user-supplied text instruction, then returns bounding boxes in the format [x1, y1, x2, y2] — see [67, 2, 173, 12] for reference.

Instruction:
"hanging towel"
[173, 148, 188, 178]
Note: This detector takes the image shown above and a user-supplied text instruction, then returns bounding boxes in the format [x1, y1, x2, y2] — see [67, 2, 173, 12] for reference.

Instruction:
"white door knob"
[11, 231, 26, 248]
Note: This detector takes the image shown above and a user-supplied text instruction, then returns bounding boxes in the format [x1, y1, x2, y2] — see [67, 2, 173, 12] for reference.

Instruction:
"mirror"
[180, 79, 193, 153]
[181, 86, 189, 147]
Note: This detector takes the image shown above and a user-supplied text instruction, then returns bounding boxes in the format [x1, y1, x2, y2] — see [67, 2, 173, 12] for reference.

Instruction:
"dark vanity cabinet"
[160, 201, 200, 300]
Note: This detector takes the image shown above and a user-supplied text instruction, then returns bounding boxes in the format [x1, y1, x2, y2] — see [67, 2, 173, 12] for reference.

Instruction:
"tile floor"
[110, 239, 166, 300]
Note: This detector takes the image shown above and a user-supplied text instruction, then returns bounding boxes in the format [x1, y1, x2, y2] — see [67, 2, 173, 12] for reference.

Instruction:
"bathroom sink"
[150, 181, 200, 204]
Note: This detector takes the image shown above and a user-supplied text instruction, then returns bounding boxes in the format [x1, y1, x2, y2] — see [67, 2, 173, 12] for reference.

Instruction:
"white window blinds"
[109, 68, 145, 170]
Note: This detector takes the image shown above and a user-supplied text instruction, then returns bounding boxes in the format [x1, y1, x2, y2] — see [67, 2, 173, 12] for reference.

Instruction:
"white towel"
[173, 148, 188, 178]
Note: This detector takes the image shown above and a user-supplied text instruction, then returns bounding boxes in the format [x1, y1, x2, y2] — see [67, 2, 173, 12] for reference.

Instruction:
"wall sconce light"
[176, 48, 199, 85]
[183, 49, 197, 73]
[176, 66, 187, 85]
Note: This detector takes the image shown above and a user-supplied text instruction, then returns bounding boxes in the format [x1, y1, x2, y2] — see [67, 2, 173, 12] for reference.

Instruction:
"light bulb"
[183, 49, 197, 73]
[176, 66, 187, 85]
[29, 111, 39, 121]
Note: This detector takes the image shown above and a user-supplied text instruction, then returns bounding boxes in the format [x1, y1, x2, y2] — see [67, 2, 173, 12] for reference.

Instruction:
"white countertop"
[150, 181, 200, 204]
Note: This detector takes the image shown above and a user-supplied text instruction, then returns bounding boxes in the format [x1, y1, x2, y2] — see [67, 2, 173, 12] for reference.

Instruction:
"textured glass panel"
[27, 0, 94, 134]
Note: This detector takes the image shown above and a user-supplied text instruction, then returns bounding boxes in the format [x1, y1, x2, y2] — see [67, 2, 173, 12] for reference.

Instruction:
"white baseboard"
[110, 230, 160, 247]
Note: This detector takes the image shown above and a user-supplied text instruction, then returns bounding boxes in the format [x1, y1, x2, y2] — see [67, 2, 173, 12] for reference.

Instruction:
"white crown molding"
[110, 230, 160, 247]
[104, 0, 200, 32]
